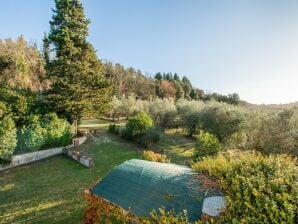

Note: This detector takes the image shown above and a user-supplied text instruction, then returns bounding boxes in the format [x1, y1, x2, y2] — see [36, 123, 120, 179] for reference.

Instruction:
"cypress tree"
[46, 0, 111, 132]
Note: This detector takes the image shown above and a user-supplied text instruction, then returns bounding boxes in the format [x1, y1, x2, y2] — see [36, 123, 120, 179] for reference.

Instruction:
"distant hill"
[241, 101, 298, 110]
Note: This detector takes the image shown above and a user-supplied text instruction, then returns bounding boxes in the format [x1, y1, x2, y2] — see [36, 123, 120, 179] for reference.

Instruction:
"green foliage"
[46, 0, 111, 125]
[0, 36, 48, 91]
[144, 208, 190, 224]
[42, 113, 72, 147]
[244, 108, 298, 155]
[16, 113, 72, 153]
[148, 98, 177, 128]
[142, 151, 170, 163]
[17, 115, 46, 152]
[199, 102, 246, 142]
[126, 112, 153, 138]
[138, 127, 161, 148]
[0, 85, 29, 124]
[108, 124, 119, 134]
[192, 152, 298, 223]
[194, 132, 221, 160]
[176, 99, 204, 136]
[0, 113, 17, 161]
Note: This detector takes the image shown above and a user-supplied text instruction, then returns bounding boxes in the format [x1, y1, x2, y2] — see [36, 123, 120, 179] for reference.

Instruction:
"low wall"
[65, 149, 93, 168]
[0, 146, 66, 172]
[73, 136, 87, 146]
[0, 136, 89, 172]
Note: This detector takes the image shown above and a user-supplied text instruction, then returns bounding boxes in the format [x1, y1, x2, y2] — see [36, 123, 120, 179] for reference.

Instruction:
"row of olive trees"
[109, 96, 298, 155]
[109, 95, 177, 129]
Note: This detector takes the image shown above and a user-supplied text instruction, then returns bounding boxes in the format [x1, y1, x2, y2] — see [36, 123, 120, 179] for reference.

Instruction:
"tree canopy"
[45, 0, 112, 126]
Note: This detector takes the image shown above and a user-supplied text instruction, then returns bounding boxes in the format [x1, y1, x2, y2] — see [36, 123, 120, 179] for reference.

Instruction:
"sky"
[0, 0, 298, 104]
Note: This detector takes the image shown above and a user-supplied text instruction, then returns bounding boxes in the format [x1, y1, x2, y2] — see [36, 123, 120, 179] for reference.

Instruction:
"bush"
[143, 208, 192, 224]
[138, 128, 161, 148]
[16, 113, 72, 153]
[42, 113, 72, 147]
[193, 132, 221, 160]
[142, 151, 170, 163]
[108, 124, 119, 134]
[84, 193, 199, 224]
[0, 116, 17, 161]
[118, 126, 131, 139]
[192, 152, 298, 223]
[17, 115, 46, 152]
[126, 112, 153, 138]
[84, 192, 132, 224]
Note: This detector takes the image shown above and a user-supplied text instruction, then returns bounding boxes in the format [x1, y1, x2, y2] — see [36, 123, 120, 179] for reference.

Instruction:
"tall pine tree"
[46, 0, 111, 131]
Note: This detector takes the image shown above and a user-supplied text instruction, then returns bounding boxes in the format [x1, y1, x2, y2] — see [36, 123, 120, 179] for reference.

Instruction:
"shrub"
[16, 113, 72, 153]
[138, 128, 161, 148]
[143, 208, 192, 224]
[42, 113, 72, 147]
[108, 124, 119, 134]
[193, 132, 221, 160]
[84, 192, 132, 224]
[16, 115, 46, 152]
[126, 112, 153, 138]
[84, 192, 200, 224]
[0, 116, 17, 161]
[192, 152, 298, 223]
[142, 151, 170, 163]
[118, 126, 131, 140]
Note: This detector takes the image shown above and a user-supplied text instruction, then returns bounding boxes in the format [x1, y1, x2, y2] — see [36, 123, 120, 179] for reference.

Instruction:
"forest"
[0, 0, 297, 224]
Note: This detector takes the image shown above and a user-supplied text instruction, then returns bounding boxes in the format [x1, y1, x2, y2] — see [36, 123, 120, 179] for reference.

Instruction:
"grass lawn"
[0, 119, 194, 224]
[156, 132, 195, 165]
[0, 139, 139, 224]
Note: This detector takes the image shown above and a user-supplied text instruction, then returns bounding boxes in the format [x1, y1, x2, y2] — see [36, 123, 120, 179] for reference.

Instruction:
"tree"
[46, 0, 111, 132]
[158, 80, 177, 99]
[193, 132, 221, 160]
[155, 72, 162, 80]
[0, 102, 17, 161]
[173, 81, 184, 99]
[148, 98, 177, 128]
[199, 102, 246, 142]
[181, 76, 192, 99]
[176, 99, 204, 136]
[174, 73, 180, 81]
[190, 88, 204, 100]
[0, 36, 48, 91]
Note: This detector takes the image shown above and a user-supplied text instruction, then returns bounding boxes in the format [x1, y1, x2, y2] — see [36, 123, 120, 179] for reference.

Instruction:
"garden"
[0, 0, 297, 223]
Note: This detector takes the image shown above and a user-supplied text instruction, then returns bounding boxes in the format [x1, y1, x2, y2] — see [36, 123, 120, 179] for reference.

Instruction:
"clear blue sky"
[1, 0, 298, 104]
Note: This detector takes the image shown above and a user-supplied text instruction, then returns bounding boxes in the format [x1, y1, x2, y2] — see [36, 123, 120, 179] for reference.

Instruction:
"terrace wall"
[0, 136, 90, 172]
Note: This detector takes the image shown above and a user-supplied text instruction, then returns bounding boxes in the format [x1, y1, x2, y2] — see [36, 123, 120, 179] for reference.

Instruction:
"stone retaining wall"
[0, 136, 90, 172]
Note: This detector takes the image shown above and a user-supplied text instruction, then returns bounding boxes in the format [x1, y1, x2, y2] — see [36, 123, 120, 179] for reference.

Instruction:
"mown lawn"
[0, 139, 139, 224]
[156, 130, 195, 165]
[0, 119, 194, 224]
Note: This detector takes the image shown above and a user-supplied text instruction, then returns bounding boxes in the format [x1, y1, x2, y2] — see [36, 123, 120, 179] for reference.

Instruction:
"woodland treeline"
[0, 0, 297, 161]
[104, 61, 240, 104]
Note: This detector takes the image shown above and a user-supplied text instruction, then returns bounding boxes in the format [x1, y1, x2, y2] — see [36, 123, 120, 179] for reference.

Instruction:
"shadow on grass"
[0, 139, 139, 224]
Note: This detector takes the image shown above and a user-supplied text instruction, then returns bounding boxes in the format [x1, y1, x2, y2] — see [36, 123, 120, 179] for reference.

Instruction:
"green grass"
[156, 130, 195, 166]
[79, 119, 125, 130]
[0, 119, 194, 224]
[0, 140, 139, 224]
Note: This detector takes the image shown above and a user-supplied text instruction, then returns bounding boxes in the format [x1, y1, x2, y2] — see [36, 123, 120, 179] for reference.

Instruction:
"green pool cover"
[91, 159, 221, 222]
